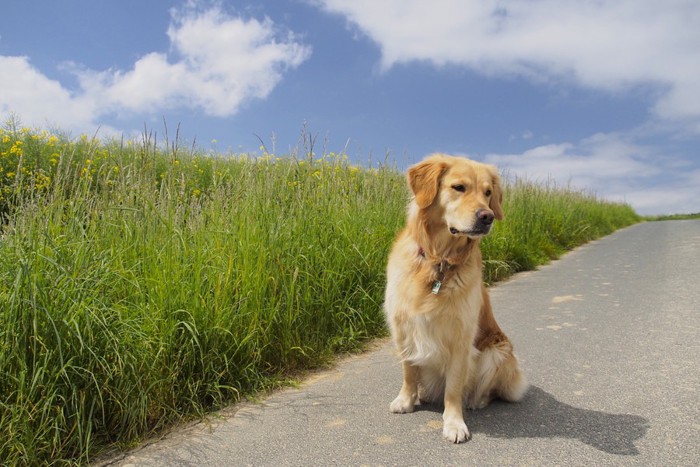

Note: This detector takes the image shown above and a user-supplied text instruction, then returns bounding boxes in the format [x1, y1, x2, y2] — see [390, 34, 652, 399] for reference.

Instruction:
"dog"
[384, 153, 528, 443]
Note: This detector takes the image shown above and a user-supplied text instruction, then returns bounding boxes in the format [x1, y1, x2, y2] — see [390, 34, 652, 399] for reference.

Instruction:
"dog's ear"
[408, 156, 448, 209]
[488, 166, 504, 220]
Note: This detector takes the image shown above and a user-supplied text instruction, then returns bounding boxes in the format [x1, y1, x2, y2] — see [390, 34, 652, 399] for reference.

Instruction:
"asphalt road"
[107, 220, 700, 466]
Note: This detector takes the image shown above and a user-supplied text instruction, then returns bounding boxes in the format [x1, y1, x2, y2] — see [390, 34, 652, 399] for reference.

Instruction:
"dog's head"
[408, 153, 503, 239]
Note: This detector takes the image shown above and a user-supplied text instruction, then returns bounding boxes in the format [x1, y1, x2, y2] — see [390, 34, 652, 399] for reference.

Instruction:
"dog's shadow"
[419, 386, 649, 455]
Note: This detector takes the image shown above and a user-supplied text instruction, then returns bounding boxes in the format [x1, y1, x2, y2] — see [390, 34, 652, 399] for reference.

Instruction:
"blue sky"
[1, 0, 699, 215]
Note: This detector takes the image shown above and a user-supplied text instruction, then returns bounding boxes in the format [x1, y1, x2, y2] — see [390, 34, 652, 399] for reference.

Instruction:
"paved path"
[109, 220, 700, 466]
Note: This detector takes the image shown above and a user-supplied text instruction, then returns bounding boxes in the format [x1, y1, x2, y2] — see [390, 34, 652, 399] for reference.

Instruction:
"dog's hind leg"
[468, 339, 528, 409]
[469, 286, 528, 409]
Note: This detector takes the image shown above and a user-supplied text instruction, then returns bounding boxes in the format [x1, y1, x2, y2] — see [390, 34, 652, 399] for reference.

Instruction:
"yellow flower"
[34, 173, 51, 190]
[9, 141, 23, 156]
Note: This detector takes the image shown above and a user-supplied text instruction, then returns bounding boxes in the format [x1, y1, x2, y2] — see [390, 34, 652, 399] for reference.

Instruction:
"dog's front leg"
[442, 357, 471, 443]
[390, 360, 419, 413]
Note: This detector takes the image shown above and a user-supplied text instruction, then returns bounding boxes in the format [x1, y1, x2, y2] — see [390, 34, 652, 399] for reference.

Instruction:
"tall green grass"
[481, 177, 640, 283]
[0, 124, 638, 464]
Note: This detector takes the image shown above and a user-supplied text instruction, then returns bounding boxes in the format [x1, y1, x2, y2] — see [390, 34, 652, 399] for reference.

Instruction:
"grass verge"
[645, 213, 700, 221]
[0, 124, 639, 464]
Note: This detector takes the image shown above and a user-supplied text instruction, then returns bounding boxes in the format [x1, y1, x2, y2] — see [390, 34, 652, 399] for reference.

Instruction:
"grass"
[0, 122, 639, 465]
[480, 177, 641, 283]
[645, 213, 700, 221]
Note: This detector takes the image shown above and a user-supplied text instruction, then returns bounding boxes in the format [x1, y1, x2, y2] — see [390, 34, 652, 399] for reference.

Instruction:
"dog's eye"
[485, 189, 492, 197]
[452, 184, 466, 193]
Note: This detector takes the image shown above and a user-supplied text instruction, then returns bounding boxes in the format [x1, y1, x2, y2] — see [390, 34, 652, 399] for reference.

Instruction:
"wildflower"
[9, 141, 23, 156]
[34, 173, 51, 190]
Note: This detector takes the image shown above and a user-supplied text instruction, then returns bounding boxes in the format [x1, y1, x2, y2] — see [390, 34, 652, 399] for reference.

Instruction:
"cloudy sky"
[1, 0, 699, 215]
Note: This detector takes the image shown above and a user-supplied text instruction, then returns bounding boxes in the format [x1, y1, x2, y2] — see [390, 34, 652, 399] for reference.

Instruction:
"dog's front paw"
[389, 394, 416, 413]
[443, 419, 471, 443]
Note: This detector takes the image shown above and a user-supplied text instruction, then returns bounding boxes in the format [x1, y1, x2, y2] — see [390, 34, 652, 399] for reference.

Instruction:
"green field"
[646, 213, 700, 221]
[0, 124, 639, 464]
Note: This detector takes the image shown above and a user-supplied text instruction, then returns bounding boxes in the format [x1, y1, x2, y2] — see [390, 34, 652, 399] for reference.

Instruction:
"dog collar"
[418, 247, 453, 295]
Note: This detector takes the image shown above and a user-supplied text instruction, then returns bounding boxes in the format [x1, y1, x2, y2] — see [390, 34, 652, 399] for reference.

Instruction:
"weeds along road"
[108, 220, 700, 467]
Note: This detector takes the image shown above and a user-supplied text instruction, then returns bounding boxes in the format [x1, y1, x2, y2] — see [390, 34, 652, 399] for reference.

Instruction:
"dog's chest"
[417, 282, 481, 329]
[399, 283, 482, 365]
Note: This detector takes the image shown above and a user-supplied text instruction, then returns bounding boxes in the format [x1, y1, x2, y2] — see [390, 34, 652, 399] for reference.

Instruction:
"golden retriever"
[384, 153, 527, 443]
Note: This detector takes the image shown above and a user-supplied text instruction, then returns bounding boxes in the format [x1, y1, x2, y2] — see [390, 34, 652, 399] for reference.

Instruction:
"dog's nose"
[476, 209, 494, 226]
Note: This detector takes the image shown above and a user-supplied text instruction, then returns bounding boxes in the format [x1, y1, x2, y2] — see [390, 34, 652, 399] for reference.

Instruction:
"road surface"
[107, 220, 700, 466]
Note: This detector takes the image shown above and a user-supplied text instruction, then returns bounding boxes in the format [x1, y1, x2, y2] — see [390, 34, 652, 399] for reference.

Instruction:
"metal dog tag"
[431, 280, 442, 295]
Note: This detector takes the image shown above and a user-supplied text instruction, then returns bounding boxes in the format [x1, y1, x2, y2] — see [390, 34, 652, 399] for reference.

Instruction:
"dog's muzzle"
[449, 209, 495, 237]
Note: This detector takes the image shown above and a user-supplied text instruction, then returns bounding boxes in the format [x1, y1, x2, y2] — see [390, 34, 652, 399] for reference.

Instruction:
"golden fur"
[384, 153, 527, 443]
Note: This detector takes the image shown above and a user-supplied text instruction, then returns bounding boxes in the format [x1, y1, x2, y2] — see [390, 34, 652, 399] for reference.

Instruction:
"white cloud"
[79, 5, 311, 117]
[314, 0, 700, 214]
[314, 0, 700, 123]
[0, 2, 311, 132]
[481, 133, 699, 215]
[0, 56, 100, 131]
[485, 134, 654, 184]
